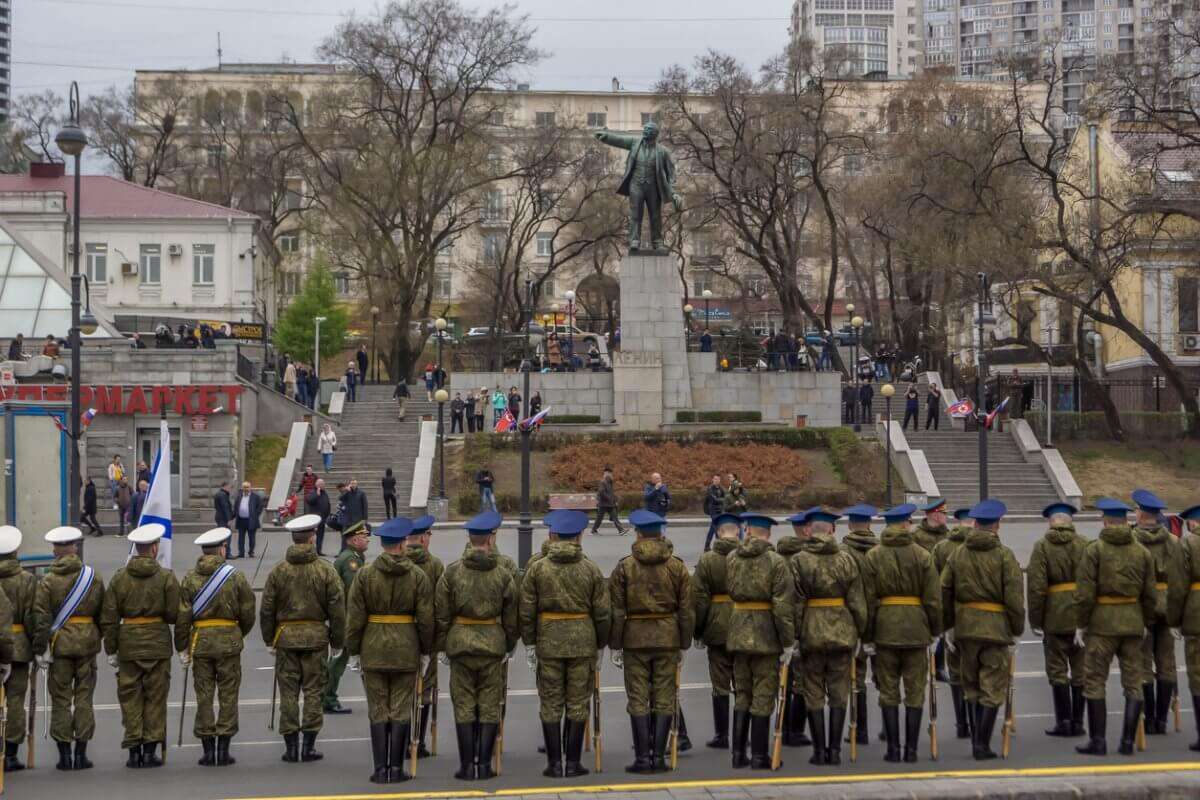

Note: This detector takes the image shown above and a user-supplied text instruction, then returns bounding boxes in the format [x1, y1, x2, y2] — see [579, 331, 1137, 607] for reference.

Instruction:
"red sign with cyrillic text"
[0, 384, 243, 415]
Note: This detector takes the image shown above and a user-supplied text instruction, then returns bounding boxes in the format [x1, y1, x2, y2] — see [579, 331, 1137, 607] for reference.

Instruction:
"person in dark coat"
[902, 384, 920, 430]
[356, 344, 369, 383]
[382, 469, 398, 519]
[129, 478, 150, 528]
[465, 391, 478, 433]
[702, 474, 726, 551]
[450, 393, 465, 434]
[643, 472, 671, 516]
[213, 480, 234, 527]
[307, 369, 319, 409]
[7, 333, 24, 360]
[305, 478, 332, 555]
[858, 382, 874, 423]
[81, 477, 104, 536]
[233, 481, 263, 559]
[341, 479, 369, 528]
[843, 383, 858, 424]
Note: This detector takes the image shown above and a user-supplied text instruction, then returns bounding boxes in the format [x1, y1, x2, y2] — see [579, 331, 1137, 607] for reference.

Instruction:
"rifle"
[267, 660, 278, 731]
[771, 659, 788, 771]
[1, 684, 7, 795]
[1136, 709, 1147, 752]
[431, 686, 438, 756]
[848, 656, 857, 764]
[592, 665, 602, 773]
[669, 661, 681, 770]
[928, 647, 938, 761]
[177, 661, 190, 747]
[250, 538, 270, 587]
[1173, 685, 1182, 733]
[25, 663, 35, 769]
[412, 671, 423, 777]
[1000, 650, 1016, 758]
[493, 662, 507, 776]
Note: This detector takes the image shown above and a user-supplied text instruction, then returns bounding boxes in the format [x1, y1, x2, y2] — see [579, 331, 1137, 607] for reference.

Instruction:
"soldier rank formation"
[1, 490, 1200, 786]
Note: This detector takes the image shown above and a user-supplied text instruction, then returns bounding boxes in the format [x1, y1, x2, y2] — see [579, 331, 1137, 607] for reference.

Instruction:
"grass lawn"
[245, 434, 288, 490]
[1056, 441, 1200, 510]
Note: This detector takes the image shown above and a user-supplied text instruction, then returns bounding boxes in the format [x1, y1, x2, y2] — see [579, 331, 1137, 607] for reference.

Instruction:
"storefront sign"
[198, 320, 267, 341]
[0, 384, 243, 415]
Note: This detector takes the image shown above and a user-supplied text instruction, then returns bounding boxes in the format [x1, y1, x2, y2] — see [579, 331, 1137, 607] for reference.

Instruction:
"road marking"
[223, 762, 1200, 800]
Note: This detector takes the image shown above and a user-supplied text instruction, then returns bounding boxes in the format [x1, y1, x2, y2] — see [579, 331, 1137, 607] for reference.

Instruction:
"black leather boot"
[541, 720, 563, 778]
[1070, 686, 1086, 736]
[973, 704, 999, 760]
[791, 693, 811, 746]
[854, 691, 869, 745]
[282, 732, 300, 763]
[369, 722, 390, 784]
[1191, 695, 1200, 752]
[731, 710, 751, 768]
[301, 731, 323, 762]
[626, 715, 654, 774]
[125, 745, 142, 769]
[199, 736, 217, 766]
[780, 689, 796, 746]
[676, 708, 692, 752]
[903, 706, 923, 763]
[1154, 680, 1174, 735]
[56, 741, 74, 770]
[1141, 682, 1158, 734]
[881, 706, 901, 762]
[951, 686, 970, 739]
[73, 740, 93, 770]
[1045, 684, 1073, 736]
[1076, 698, 1107, 755]
[476, 722, 499, 779]
[827, 706, 846, 766]
[651, 713, 672, 772]
[1118, 697, 1143, 755]
[564, 718, 589, 777]
[141, 741, 163, 768]
[4, 740, 25, 772]
[389, 722, 411, 783]
[707, 694, 730, 749]
[216, 735, 236, 766]
[749, 714, 772, 770]
[807, 709, 826, 766]
[417, 703, 432, 758]
[454, 722, 476, 780]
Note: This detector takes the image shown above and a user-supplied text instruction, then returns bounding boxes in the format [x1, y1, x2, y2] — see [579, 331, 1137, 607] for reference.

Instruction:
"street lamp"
[881, 383, 895, 505]
[702, 288, 713, 331]
[435, 388, 449, 499]
[683, 303, 694, 349]
[518, 280, 535, 567]
[56, 81, 87, 533]
[851, 314, 864, 387]
[370, 305, 380, 384]
[564, 289, 576, 370]
[314, 316, 327, 384]
[975, 273, 994, 499]
[434, 317, 447, 387]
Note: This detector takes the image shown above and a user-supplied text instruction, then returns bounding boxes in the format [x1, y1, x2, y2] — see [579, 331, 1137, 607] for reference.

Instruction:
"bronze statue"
[593, 121, 681, 251]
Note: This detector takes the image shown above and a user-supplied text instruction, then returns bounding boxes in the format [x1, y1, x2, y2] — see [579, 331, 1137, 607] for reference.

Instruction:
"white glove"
[611, 649, 624, 669]
[526, 650, 538, 671]
[108, 654, 120, 670]
[330, 648, 344, 660]
[439, 653, 450, 666]
[945, 634, 957, 654]
[503, 649, 515, 664]
[1031, 627, 1043, 638]
[35, 654, 53, 669]
[1073, 629, 1086, 649]
[1172, 628, 1183, 641]
[179, 651, 192, 668]
[420, 654, 431, 673]
[694, 639, 706, 651]
[1009, 641, 1019, 658]
[348, 656, 361, 672]
[862, 643, 876, 657]
[779, 645, 795, 665]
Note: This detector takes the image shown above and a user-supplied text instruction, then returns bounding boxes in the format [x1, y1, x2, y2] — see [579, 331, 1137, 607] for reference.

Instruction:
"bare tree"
[81, 78, 190, 187]
[9, 91, 63, 163]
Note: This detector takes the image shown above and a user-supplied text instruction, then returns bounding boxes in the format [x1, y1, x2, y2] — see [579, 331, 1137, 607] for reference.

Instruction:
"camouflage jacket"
[1180, 532, 1200, 637]
[175, 555, 255, 659]
[1075, 525, 1159, 637]
[346, 551, 434, 671]
[0, 589, 11, 664]
[435, 548, 519, 658]
[259, 544, 346, 651]
[941, 530, 1025, 645]
[1134, 525, 1187, 627]
[101, 556, 181, 661]
[775, 535, 805, 564]
[31, 555, 105, 658]
[725, 537, 794, 655]
[333, 546, 366, 593]
[792, 532, 866, 652]
[913, 520, 947, 554]
[930, 526, 969, 575]
[463, 542, 523, 602]
[407, 544, 445, 599]
[1026, 524, 1087, 635]
[861, 525, 941, 647]
[520, 541, 611, 659]
[608, 537, 694, 652]
[0, 556, 37, 662]
[693, 537, 738, 646]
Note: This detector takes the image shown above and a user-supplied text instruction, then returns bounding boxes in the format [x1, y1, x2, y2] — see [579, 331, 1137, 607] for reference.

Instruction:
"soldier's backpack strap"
[192, 563, 237, 619]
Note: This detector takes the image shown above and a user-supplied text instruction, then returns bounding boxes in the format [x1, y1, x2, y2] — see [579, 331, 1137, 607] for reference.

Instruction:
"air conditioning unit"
[167, 244, 183, 257]
[1183, 334, 1200, 352]
[120, 261, 137, 276]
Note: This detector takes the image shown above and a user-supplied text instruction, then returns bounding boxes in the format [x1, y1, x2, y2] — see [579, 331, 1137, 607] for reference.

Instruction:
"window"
[438, 238, 454, 257]
[1180, 277, 1200, 333]
[586, 111, 607, 128]
[1057, 299, 1075, 344]
[278, 233, 300, 253]
[487, 110, 505, 125]
[486, 150, 505, 176]
[434, 271, 452, 299]
[335, 271, 352, 295]
[205, 145, 224, 167]
[85, 243, 107, 283]
[483, 234, 504, 264]
[692, 270, 717, 295]
[192, 244, 215, 285]
[535, 111, 556, 127]
[1016, 299, 1037, 341]
[843, 153, 864, 175]
[484, 189, 504, 221]
[536, 232, 553, 257]
[540, 275, 556, 298]
[279, 272, 301, 297]
[139, 244, 161, 284]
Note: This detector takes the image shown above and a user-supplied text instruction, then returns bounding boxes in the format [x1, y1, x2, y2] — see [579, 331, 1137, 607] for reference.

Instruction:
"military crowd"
[1, 487, 1199, 787]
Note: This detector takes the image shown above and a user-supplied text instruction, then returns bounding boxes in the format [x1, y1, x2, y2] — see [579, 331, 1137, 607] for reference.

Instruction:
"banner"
[134, 419, 173, 567]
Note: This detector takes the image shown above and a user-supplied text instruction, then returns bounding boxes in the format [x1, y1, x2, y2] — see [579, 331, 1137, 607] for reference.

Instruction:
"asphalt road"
[11, 519, 1199, 800]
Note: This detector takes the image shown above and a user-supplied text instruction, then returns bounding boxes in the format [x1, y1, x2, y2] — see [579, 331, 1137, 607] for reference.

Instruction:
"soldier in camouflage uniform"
[942, 500, 1025, 761]
[324, 520, 368, 715]
[406, 515, 444, 758]
[100, 523, 180, 768]
[0, 526, 36, 772]
[726, 513, 794, 770]
[792, 510, 866, 766]
[521, 510, 611, 778]
[840, 504, 878, 746]
[860, 504, 941, 763]
[776, 509, 813, 747]
[932, 507, 973, 739]
[345, 518, 435, 784]
[609, 509, 694, 774]
[175, 527, 256, 767]
[435, 510, 519, 781]
[914, 498, 950, 683]
[260, 514, 347, 763]
[1026, 503, 1088, 739]
[693, 512, 741, 749]
[32, 526, 105, 771]
[1178, 504, 1200, 752]
[1075, 498, 1160, 757]
[1130, 489, 1187, 735]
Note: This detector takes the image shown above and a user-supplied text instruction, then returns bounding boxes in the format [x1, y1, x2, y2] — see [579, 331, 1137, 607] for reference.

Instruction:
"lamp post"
[564, 289, 576, 370]
[435, 388, 449, 499]
[370, 305, 380, 384]
[518, 280, 535, 567]
[434, 317, 447, 391]
[314, 316, 327, 384]
[702, 288, 713, 331]
[881, 383, 895, 505]
[683, 303, 694, 349]
[975, 273, 993, 499]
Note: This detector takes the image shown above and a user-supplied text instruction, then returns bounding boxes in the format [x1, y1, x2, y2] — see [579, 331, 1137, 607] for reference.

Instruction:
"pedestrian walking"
[233, 482, 263, 559]
[284, 359, 298, 400]
[296, 465, 318, 501]
[858, 382, 874, 423]
[465, 391, 477, 432]
[450, 392, 465, 434]
[296, 363, 308, 406]
[702, 474, 726, 552]
[725, 474, 748, 514]
[424, 365, 436, 402]
[393, 380, 410, 420]
[902, 384, 920, 431]
[116, 477, 132, 536]
[129, 479, 150, 529]
[356, 344, 369, 384]
[341, 479, 369, 529]
[382, 469, 398, 519]
[925, 383, 942, 430]
[591, 466, 626, 535]
[476, 468, 496, 512]
[0, 525, 37, 773]
[107, 455, 125, 509]
[318, 424, 337, 472]
[324, 522, 369, 716]
[530, 392, 542, 417]
[213, 480, 234, 528]
[843, 382, 857, 424]
[81, 477, 104, 537]
[307, 368, 319, 410]
[507, 386, 521, 418]
[345, 362, 359, 403]
[642, 473, 670, 517]
[693, 512, 741, 750]
[304, 479, 331, 554]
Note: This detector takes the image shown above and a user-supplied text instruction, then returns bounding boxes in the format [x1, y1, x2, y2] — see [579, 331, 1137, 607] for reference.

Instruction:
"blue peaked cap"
[1042, 503, 1078, 519]
[952, 507, 972, 521]
[968, 499, 1007, 525]
[881, 503, 917, 523]
[629, 509, 667, 533]
[842, 504, 877, 522]
[410, 515, 436, 533]
[374, 517, 412, 541]
[1095, 497, 1131, 516]
[1179, 505, 1200, 521]
[543, 509, 589, 537]
[1132, 489, 1167, 512]
[713, 512, 742, 527]
[740, 513, 778, 529]
[465, 510, 503, 533]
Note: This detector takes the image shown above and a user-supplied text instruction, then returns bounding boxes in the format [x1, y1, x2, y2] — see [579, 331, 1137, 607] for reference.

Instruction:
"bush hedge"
[675, 410, 763, 423]
[548, 414, 602, 424]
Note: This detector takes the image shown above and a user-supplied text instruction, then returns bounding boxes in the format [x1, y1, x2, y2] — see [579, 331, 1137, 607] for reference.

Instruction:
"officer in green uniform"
[776, 509, 813, 748]
[175, 526, 256, 767]
[914, 498, 950, 682]
[406, 514, 444, 758]
[859, 504, 941, 763]
[521, 510, 611, 778]
[100, 523, 180, 769]
[609, 509, 693, 774]
[693, 511, 741, 749]
[0, 526, 36, 772]
[324, 520, 369, 715]
[434, 510, 519, 781]
[32, 526, 105, 771]
[345, 517, 435, 784]
[1026, 502, 1088, 739]
[260, 514, 347, 764]
[839, 504, 878, 746]
[1178, 504, 1200, 751]
[932, 507, 974, 739]
[726, 513, 794, 770]
[792, 509, 866, 766]
[1130, 489, 1187, 735]
[1075, 498, 1160, 756]
[942, 500, 1025, 760]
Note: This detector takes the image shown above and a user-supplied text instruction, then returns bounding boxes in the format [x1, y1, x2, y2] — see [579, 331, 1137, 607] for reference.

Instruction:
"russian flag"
[985, 396, 1010, 430]
[519, 406, 551, 430]
[134, 419, 173, 566]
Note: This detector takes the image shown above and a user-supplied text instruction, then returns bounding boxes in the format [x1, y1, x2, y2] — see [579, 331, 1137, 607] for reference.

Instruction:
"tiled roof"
[0, 174, 259, 220]
[1111, 128, 1200, 200]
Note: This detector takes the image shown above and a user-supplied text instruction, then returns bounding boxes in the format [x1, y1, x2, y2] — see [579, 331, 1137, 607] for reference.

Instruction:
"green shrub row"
[675, 410, 763, 423]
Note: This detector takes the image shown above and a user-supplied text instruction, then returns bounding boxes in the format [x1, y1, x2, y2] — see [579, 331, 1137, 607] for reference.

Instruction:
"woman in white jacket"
[318, 423, 337, 471]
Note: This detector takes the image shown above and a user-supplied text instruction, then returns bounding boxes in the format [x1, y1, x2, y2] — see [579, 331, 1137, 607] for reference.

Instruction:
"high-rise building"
[0, 0, 10, 122]
[791, 0, 926, 79]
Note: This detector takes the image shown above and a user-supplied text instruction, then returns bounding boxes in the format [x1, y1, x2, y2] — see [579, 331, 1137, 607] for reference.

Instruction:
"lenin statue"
[593, 121, 682, 252]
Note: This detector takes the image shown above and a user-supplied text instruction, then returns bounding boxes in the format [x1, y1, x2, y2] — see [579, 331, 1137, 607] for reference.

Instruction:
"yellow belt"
[66, 616, 94, 625]
[122, 616, 164, 625]
[194, 619, 238, 629]
[628, 613, 674, 620]
[272, 619, 322, 646]
[454, 616, 500, 626]
[711, 594, 732, 604]
[733, 602, 772, 611]
[368, 614, 414, 624]
[807, 598, 845, 608]
[1097, 596, 1137, 606]
[880, 596, 921, 606]
[540, 612, 588, 621]
[1191, 583, 1200, 591]
[1155, 582, 1168, 591]
[11, 623, 24, 634]
[1047, 583, 1077, 594]
[965, 602, 1005, 613]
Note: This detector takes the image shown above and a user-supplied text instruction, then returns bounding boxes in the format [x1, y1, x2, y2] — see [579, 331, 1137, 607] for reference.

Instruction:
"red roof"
[0, 174, 259, 221]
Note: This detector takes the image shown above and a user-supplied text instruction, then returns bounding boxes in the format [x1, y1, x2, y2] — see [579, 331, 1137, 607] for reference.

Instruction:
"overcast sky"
[15, 0, 791, 97]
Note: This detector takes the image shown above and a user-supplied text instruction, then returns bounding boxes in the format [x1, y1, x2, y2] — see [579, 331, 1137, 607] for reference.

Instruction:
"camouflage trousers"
[1083, 633, 1143, 700]
[449, 654, 505, 724]
[420, 655, 438, 705]
[192, 654, 242, 738]
[873, 646, 926, 709]
[853, 648, 876, 693]
[362, 670, 416, 725]
[117, 658, 171, 749]
[946, 637, 963, 685]
[322, 647, 349, 708]
[790, 652, 804, 694]
[276, 648, 327, 736]
[623, 649, 680, 717]
[958, 641, 1010, 708]
[1142, 623, 1177, 685]
[1043, 632, 1084, 688]
[3, 662, 29, 744]
[1185, 637, 1200, 695]
[706, 644, 735, 698]
[537, 656, 594, 723]
[801, 649, 852, 709]
[47, 655, 96, 742]
[733, 653, 779, 717]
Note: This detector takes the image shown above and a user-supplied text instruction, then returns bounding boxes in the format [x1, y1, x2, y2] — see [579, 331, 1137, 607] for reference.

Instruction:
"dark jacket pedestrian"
[643, 480, 670, 516]
[307, 371, 319, 409]
[6, 336, 23, 360]
[130, 487, 148, 527]
[925, 384, 942, 430]
[843, 383, 858, 423]
[699, 331, 713, 353]
[356, 347, 368, 380]
[450, 394, 465, 434]
[305, 484, 332, 554]
[703, 482, 725, 517]
[465, 392, 477, 432]
[902, 386, 920, 431]
[213, 485, 234, 527]
[382, 469, 398, 518]
[341, 484, 369, 528]
[529, 392, 542, 416]
[858, 383, 874, 421]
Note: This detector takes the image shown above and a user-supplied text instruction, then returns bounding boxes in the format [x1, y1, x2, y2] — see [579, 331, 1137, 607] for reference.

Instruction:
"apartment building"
[792, 0, 926, 78]
[0, 0, 11, 122]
